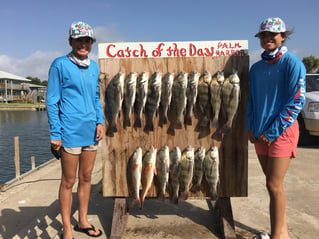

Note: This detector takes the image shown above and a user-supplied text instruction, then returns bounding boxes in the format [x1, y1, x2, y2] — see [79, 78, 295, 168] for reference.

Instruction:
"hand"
[248, 130, 258, 143]
[258, 133, 271, 146]
[51, 140, 62, 151]
[96, 124, 104, 141]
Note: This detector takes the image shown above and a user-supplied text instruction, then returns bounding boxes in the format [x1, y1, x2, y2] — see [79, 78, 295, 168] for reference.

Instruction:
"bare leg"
[257, 155, 290, 239]
[77, 150, 101, 236]
[59, 150, 79, 239]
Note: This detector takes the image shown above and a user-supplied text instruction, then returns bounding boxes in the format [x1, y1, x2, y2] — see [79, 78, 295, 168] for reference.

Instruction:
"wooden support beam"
[14, 136, 20, 178]
[110, 198, 129, 239]
[209, 197, 236, 239]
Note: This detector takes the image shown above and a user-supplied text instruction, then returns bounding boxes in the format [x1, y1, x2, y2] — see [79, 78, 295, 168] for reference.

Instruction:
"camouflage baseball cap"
[255, 17, 287, 37]
[69, 21, 96, 42]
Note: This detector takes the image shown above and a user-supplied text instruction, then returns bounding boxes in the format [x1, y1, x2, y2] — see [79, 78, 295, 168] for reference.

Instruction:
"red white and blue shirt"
[246, 48, 306, 142]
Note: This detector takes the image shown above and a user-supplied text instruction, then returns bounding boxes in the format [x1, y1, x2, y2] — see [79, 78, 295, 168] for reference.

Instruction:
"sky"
[0, 0, 318, 81]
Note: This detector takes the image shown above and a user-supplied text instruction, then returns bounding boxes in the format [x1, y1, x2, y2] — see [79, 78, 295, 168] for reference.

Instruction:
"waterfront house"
[0, 70, 46, 103]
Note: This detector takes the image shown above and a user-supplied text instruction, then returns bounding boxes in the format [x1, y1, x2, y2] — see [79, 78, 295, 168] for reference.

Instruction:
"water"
[0, 111, 53, 184]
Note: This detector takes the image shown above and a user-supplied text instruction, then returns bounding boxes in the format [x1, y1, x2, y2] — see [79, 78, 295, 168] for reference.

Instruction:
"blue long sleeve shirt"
[46, 56, 104, 147]
[246, 50, 306, 142]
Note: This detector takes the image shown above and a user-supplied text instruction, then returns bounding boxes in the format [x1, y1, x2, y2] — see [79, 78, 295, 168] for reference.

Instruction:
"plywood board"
[99, 42, 248, 198]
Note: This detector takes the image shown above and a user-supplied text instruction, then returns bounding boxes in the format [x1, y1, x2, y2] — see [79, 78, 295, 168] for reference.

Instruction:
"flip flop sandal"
[74, 224, 102, 237]
[252, 232, 270, 239]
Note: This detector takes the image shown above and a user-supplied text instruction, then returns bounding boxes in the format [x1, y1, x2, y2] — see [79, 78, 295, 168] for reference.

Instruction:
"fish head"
[195, 146, 206, 159]
[201, 71, 212, 84]
[125, 72, 138, 85]
[209, 146, 219, 161]
[188, 71, 200, 85]
[138, 72, 149, 85]
[215, 71, 225, 84]
[229, 72, 240, 84]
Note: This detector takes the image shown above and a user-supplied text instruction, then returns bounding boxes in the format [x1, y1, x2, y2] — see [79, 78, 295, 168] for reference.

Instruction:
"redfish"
[130, 147, 143, 208]
[141, 146, 157, 208]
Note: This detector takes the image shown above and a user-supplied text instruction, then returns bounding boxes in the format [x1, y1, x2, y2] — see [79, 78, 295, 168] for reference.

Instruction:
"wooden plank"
[110, 198, 129, 239]
[14, 136, 20, 178]
[208, 197, 236, 239]
[99, 55, 248, 198]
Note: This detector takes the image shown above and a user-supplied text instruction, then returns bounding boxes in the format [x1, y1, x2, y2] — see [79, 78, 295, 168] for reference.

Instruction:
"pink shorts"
[254, 121, 299, 158]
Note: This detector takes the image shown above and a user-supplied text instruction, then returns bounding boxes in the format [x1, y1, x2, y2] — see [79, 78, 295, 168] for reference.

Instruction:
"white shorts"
[63, 145, 98, 155]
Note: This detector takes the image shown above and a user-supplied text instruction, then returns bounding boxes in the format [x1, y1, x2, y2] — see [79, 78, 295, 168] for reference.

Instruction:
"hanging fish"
[134, 72, 149, 128]
[141, 146, 157, 208]
[155, 145, 170, 201]
[144, 72, 162, 132]
[210, 71, 225, 128]
[159, 72, 174, 126]
[130, 147, 143, 208]
[169, 146, 181, 204]
[197, 71, 212, 127]
[105, 72, 125, 135]
[185, 71, 200, 125]
[179, 145, 194, 200]
[171, 71, 188, 129]
[190, 146, 205, 193]
[123, 72, 137, 128]
[221, 72, 240, 134]
[203, 146, 219, 200]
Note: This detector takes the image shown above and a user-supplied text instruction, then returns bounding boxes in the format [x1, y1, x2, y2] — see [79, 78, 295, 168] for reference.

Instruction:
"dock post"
[31, 156, 35, 170]
[14, 136, 20, 178]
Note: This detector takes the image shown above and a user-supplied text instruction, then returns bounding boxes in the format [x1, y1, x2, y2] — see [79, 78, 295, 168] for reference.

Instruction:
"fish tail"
[212, 118, 219, 128]
[159, 113, 167, 127]
[106, 123, 117, 136]
[179, 191, 189, 201]
[163, 114, 168, 124]
[123, 116, 131, 128]
[211, 191, 218, 201]
[172, 196, 179, 204]
[199, 116, 210, 127]
[220, 123, 232, 135]
[184, 115, 192, 125]
[134, 116, 142, 128]
[131, 198, 141, 208]
[157, 193, 166, 202]
[144, 121, 154, 132]
[190, 183, 200, 193]
[175, 118, 183, 129]
[140, 192, 147, 209]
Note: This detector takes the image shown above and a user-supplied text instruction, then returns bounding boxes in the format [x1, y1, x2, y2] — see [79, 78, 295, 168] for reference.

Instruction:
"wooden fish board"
[110, 198, 129, 239]
[98, 55, 249, 199]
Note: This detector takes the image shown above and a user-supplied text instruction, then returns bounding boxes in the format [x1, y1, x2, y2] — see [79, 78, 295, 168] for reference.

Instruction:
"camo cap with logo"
[69, 21, 96, 42]
[255, 17, 288, 37]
